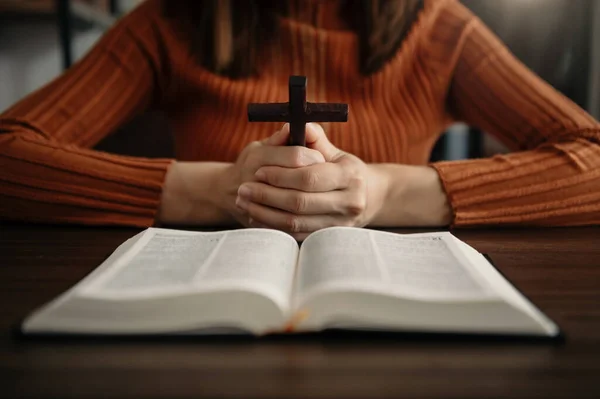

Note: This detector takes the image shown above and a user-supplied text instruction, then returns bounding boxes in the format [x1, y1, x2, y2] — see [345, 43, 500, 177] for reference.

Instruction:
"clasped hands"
[226, 123, 388, 240]
[159, 123, 450, 234]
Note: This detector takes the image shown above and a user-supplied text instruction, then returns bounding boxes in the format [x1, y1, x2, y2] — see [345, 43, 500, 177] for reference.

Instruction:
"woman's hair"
[165, 0, 424, 78]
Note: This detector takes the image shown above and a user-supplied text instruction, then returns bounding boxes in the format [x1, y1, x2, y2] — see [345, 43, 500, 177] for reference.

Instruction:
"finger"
[248, 218, 269, 228]
[305, 123, 345, 161]
[252, 145, 325, 169]
[235, 197, 344, 233]
[261, 123, 290, 146]
[255, 162, 352, 192]
[238, 182, 350, 215]
[247, 218, 309, 241]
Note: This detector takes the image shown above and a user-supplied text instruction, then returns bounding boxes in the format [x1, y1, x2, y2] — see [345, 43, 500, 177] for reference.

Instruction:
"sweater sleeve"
[0, 0, 174, 227]
[430, 1, 600, 227]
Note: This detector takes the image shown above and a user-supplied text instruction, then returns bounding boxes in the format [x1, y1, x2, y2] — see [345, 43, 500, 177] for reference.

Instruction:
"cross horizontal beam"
[247, 103, 349, 123]
[247, 75, 349, 146]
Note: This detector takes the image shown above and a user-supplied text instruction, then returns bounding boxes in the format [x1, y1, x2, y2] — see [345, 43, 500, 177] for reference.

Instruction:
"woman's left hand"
[234, 123, 390, 240]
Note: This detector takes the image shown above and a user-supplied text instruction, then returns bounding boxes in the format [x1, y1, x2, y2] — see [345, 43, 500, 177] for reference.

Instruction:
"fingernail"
[255, 170, 266, 181]
[238, 185, 252, 199]
[236, 196, 249, 210]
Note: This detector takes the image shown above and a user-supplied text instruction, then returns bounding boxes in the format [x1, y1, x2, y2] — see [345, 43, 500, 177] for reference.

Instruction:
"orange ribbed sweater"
[1, 0, 600, 228]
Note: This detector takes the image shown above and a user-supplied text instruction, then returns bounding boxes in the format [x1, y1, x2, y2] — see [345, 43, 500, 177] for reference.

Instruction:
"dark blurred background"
[450, 0, 599, 160]
[1, 0, 598, 160]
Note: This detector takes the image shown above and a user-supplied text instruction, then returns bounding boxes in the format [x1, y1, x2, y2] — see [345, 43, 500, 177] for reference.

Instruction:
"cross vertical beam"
[248, 76, 349, 147]
[288, 76, 308, 146]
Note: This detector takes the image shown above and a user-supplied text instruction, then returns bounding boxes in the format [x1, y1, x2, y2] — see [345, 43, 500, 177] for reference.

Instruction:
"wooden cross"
[247, 76, 349, 146]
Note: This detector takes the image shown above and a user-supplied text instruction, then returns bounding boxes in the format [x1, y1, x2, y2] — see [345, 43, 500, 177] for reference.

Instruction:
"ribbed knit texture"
[1, 0, 599, 227]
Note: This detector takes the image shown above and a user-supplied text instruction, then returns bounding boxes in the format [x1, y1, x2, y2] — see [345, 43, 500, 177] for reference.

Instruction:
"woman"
[1, 0, 599, 239]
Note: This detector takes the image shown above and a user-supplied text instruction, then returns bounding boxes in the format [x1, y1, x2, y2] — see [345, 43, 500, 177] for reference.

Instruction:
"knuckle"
[246, 143, 266, 165]
[284, 215, 301, 233]
[252, 187, 265, 203]
[262, 170, 277, 185]
[346, 196, 366, 216]
[290, 148, 305, 167]
[246, 141, 262, 155]
[290, 194, 308, 214]
[348, 172, 365, 189]
[301, 171, 319, 190]
[248, 140, 262, 148]
[245, 151, 259, 166]
[341, 218, 355, 227]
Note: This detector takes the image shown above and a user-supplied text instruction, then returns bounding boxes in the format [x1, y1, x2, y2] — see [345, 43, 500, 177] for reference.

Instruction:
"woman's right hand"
[220, 126, 327, 226]
[157, 125, 326, 226]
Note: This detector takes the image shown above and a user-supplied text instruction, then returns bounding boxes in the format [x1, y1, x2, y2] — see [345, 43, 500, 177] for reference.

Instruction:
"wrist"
[366, 164, 394, 225]
[368, 164, 451, 227]
[158, 161, 234, 225]
[401, 165, 452, 226]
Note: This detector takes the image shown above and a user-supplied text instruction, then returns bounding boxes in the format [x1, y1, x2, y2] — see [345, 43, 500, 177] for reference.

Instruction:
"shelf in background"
[0, 0, 116, 29]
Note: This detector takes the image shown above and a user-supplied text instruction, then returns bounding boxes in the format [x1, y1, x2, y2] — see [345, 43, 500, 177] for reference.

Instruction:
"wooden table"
[1, 223, 599, 399]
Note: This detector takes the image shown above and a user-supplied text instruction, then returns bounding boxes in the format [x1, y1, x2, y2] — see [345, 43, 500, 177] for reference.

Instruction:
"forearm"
[429, 141, 600, 227]
[369, 164, 452, 227]
[0, 130, 172, 227]
[157, 161, 237, 226]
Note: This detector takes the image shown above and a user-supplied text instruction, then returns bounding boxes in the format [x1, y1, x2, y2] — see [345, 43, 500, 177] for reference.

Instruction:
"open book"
[21, 227, 560, 338]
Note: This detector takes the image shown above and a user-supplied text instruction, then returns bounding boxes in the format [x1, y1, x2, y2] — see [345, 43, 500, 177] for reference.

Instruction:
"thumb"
[262, 123, 290, 146]
[305, 123, 343, 161]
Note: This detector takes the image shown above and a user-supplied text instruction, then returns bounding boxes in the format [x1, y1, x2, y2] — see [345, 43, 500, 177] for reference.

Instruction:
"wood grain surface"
[1, 223, 599, 399]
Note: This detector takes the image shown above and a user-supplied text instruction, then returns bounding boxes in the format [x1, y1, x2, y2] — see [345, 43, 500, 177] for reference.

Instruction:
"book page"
[83, 228, 299, 308]
[371, 231, 493, 299]
[194, 229, 299, 301]
[296, 227, 494, 302]
[296, 228, 385, 295]
[101, 230, 225, 291]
